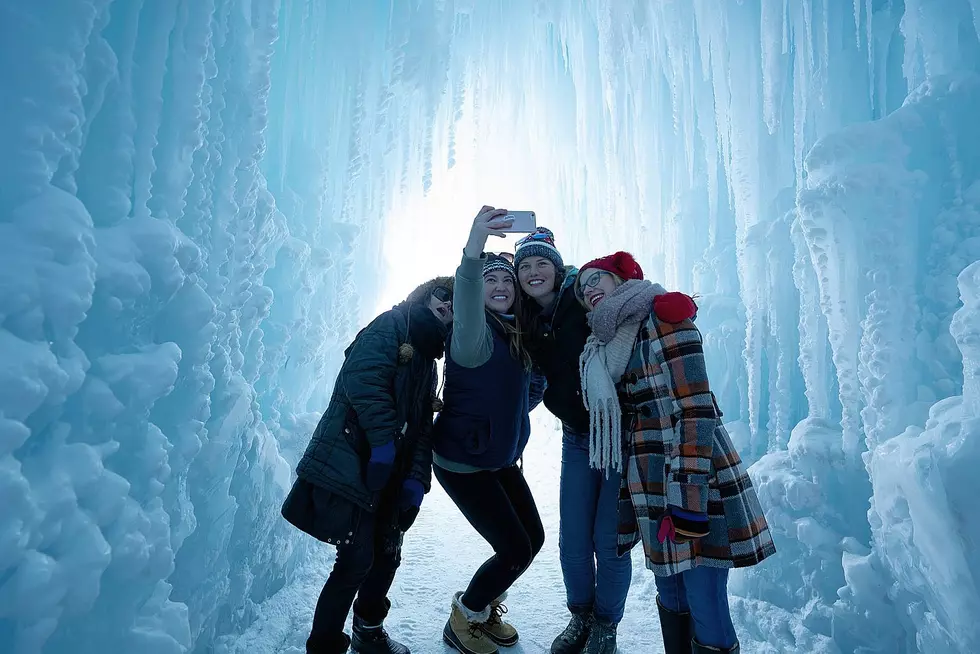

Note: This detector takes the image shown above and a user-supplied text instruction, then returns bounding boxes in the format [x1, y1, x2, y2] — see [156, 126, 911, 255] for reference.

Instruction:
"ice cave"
[1, 1, 980, 653]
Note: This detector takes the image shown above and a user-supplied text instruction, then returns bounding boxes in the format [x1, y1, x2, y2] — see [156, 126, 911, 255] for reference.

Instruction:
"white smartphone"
[497, 211, 537, 233]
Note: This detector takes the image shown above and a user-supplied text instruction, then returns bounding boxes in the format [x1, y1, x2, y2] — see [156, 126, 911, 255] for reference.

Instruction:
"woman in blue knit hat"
[435, 206, 547, 654]
[514, 229, 697, 654]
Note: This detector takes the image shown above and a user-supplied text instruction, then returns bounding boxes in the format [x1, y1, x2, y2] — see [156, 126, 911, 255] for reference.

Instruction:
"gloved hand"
[657, 506, 710, 544]
[653, 292, 698, 323]
[365, 441, 396, 491]
[397, 479, 425, 532]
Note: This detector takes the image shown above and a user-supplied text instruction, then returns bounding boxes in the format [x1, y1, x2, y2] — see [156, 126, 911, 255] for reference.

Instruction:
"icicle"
[853, 0, 863, 48]
[762, 0, 787, 133]
[866, 0, 875, 116]
[972, 0, 980, 51]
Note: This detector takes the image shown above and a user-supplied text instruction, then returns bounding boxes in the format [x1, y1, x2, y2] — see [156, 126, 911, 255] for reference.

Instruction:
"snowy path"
[234, 414, 667, 653]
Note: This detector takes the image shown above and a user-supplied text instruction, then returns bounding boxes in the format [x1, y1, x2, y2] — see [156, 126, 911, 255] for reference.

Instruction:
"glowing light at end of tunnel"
[374, 120, 558, 315]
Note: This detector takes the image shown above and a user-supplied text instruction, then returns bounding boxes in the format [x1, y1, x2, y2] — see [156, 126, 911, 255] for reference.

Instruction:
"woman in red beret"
[575, 252, 776, 654]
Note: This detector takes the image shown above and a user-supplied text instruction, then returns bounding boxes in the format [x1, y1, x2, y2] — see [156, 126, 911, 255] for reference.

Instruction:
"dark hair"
[553, 265, 568, 292]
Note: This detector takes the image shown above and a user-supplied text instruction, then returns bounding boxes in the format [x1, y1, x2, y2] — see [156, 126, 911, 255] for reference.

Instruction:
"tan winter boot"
[443, 591, 499, 654]
[480, 592, 519, 646]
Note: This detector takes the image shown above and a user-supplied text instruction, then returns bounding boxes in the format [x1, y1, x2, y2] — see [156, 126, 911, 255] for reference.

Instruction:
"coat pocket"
[281, 478, 361, 546]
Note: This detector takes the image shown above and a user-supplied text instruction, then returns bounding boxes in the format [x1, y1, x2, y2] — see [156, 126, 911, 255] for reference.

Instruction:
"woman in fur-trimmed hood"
[283, 275, 453, 654]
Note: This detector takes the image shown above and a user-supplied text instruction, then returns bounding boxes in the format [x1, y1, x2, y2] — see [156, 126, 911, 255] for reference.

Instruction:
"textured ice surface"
[1, 1, 979, 653]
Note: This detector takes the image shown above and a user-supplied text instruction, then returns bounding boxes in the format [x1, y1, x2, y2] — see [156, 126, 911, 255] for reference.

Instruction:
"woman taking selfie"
[434, 206, 546, 654]
[575, 251, 776, 654]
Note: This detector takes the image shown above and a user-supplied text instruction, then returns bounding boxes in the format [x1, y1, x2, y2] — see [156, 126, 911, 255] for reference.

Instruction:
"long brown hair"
[487, 288, 533, 371]
[484, 257, 533, 370]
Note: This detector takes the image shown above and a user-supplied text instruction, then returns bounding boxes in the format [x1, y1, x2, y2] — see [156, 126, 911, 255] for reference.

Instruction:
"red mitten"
[657, 514, 676, 544]
[654, 292, 698, 323]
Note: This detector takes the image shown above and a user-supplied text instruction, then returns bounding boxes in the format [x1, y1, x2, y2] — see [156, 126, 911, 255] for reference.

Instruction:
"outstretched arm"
[449, 206, 514, 368]
[449, 252, 495, 368]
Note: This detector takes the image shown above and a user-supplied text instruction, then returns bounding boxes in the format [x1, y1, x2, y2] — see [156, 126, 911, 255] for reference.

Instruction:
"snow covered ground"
[230, 417, 663, 654]
[231, 414, 777, 654]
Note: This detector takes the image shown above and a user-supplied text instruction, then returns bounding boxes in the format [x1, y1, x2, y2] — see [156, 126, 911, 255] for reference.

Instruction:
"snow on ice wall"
[2, 1, 980, 654]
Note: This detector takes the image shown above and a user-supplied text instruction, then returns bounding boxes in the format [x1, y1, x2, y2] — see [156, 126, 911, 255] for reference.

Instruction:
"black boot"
[351, 613, 410, 654]
[656, 596, 692, 654]
[307, 631, 351, 654]
[692, 639, 740, 653]
[550, 611, 593, 653]
[582, 618, 616, 654]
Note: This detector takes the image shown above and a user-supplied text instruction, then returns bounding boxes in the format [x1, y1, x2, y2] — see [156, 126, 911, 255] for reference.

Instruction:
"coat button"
[344, 427, 350, 434]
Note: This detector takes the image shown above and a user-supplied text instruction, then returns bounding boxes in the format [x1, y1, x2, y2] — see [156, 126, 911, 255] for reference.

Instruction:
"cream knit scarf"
[579, 279, 666, 475]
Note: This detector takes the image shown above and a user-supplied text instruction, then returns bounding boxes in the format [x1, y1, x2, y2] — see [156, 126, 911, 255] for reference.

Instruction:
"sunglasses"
[575, 270, 613, 300]
[515, 231, 551, 247]
[431, 287, 453, 305]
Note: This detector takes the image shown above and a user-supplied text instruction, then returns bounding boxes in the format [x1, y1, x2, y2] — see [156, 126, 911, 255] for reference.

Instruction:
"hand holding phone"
[465, 206, 513, 257]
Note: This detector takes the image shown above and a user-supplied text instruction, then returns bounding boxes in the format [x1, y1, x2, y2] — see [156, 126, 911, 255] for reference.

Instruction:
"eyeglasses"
[575, 270, 613, 300]
[431, 287, 452, 305]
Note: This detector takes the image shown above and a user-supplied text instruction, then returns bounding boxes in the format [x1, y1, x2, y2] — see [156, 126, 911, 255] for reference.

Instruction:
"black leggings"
[434, 464, 545, 612]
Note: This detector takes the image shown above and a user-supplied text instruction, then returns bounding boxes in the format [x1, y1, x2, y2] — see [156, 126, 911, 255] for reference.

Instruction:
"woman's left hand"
[657, 506, 710, 544]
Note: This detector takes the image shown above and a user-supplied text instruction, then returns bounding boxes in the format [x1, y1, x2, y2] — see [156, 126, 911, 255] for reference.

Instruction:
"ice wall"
[0, 1, 389, 652]
[2, 0, 980, 653]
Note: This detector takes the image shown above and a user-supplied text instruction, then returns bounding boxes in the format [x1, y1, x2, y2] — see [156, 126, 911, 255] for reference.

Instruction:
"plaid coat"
[616, 313, 776, 576]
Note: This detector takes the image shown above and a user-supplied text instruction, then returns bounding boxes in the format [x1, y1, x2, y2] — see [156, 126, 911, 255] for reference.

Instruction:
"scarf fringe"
[588, 397, 622, 477]
[580, 335, 627, 477]
[580, 284, 659, 477]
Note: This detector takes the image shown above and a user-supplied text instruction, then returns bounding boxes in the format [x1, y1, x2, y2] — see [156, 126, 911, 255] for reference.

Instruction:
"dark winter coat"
[525, 268, 592, 434]
[282, 281, 451, 545]
[434, 315, 532, 469]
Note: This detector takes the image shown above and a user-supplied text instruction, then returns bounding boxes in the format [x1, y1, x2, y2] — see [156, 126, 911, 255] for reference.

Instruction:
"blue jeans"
[655, 567, 738, 648]
[559, 429, 632, 624]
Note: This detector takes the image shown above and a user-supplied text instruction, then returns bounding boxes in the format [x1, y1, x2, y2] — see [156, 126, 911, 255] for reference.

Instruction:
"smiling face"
[428, 287, 454, 325]
[484, 270, 515, 314]
[579, 268, 620, 310]
[517, 256, 557, 305]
